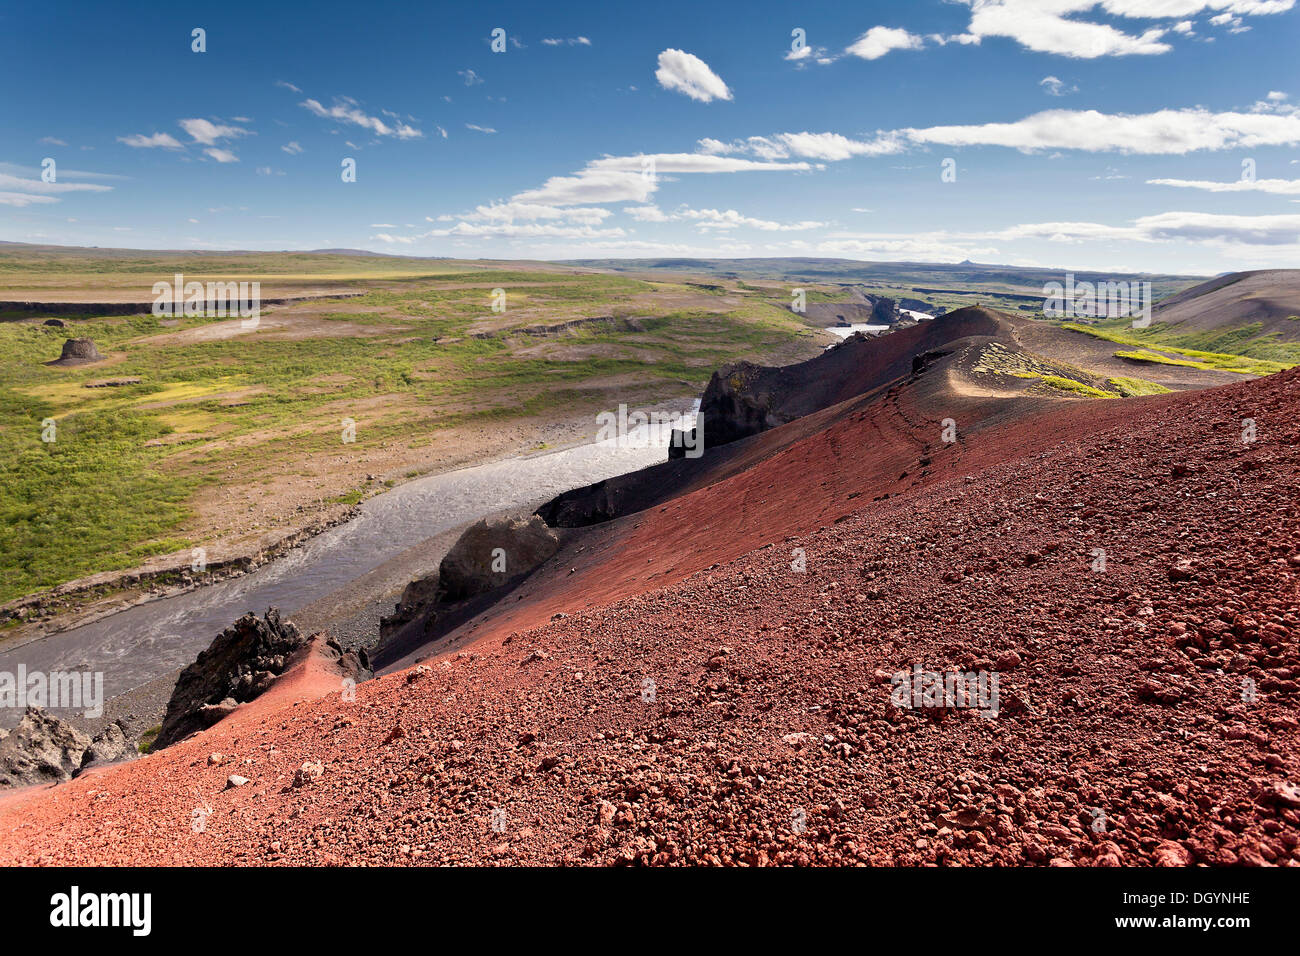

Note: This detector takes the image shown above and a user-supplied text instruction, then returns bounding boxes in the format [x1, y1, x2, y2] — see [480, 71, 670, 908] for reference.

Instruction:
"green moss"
[1037, 375, 1119, 398]
[137, 725, 161, 754]
[1062, 321, 1294, 374]
[1105, 375, 1175, 397]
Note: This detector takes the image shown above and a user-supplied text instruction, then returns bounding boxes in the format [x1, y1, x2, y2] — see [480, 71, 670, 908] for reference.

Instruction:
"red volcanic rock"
[0, 339, 1298, 867]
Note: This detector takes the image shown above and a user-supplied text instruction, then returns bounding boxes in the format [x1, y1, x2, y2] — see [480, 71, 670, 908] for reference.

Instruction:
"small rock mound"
[48, 337, 103, 366]
[42, 318, 66, 327]
[155, 608, 371, 750]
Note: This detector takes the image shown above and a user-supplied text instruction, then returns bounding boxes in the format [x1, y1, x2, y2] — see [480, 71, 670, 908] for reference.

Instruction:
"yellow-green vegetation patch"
[1106, 375, 1174, 397]
[1113, 348, 1203, 368]
[1062, 321, 1292, 375]
[1036, 375, 1119, 398]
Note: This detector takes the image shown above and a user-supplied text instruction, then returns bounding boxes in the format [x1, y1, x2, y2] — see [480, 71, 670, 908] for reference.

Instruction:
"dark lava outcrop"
[47, 337, 103, 366]
[439, 515, 560, 602]
[154, 608, 371, 750]
[380, 515, 560, 641]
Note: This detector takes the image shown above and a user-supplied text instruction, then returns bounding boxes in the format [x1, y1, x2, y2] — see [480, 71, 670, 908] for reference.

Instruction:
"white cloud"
[626, 205, 670, 222]
[845, 26, 925, 60]
[453, 201, 612, 224]
[40, 136, 68, 146]
[770, 131, 904, 160]
[953, 1, 1293, 59]
[678, 207, 827, 231]
[458, 69, 484, 86]
[180, 118, 250, 146]
[902, 106, 1300, 154]
[275, 80, 302, 93]
[0, 171, 113, 206]
[281, 141, 304, 155]
[1148, 176, 1300, 194]
[542, 36, 591, 46]
[655, 49, 732, 102]
[465, 123, 497, 134]
[301, 97, 423, 139]
[513, 152, 810, 206]
[205, 148, 239, 163]
[0, 192, 58, 207]
[117, 132, 184, 149]
[1039, 75, 1078, 96]
[995, 210, 1300, 245]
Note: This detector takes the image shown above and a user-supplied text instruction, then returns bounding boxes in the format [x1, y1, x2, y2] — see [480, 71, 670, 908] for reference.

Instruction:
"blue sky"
[2, 0, 1298, 273]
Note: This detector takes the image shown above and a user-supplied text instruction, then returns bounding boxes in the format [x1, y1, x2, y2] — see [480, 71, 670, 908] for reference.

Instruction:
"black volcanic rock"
[438, 515, 559, 603]
[155, 608, 371, 750]
[55, 337, 103, 364]
[869, 295, 897, 324]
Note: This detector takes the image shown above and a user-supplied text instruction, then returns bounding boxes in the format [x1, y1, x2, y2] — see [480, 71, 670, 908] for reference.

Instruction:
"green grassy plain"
[0, 251, 817, 603]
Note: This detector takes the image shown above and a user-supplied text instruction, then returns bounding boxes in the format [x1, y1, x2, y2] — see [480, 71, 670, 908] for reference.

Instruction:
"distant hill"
[1150, 269, 1300, 343]
[561, 256, 1205, 303]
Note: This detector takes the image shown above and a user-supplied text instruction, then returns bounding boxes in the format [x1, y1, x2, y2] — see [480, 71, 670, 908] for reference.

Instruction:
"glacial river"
[0, 420, 689, 726]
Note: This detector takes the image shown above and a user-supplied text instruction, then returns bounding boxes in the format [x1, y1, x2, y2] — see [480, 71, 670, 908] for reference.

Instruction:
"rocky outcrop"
[438, 515, 560, 603]
[0, 708, 90, 788]
[0, 708, 137, 788]
[48, 337, 103, 366]
[154, 608, 371, 750]
[868, 295, 898, 324]
[75, 720, 137, 776]
[380, 574, 442, 638]
[380, 516, 561, 643]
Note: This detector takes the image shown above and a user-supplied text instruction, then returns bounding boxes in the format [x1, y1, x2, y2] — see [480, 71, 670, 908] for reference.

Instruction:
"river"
[0, 420, 686, 727]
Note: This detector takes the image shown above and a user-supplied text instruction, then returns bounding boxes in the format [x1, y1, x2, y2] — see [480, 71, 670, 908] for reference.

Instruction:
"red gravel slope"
[0, 359, 1296, 866]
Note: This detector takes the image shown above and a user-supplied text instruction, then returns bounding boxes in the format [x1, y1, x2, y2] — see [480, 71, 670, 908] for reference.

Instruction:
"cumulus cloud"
[655, 49, 732, 102]
[204, 148, 239, 163]
[301, 96, 422, 139]
[845, 26, 925, 60]
[953, 0, 1293, 59]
